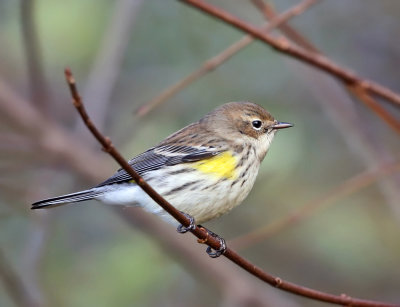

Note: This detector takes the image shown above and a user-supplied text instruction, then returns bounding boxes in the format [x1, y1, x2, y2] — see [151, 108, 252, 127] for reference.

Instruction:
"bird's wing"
[95, 145, 222, 187]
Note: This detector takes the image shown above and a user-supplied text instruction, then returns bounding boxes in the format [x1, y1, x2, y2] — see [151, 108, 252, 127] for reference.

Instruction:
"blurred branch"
[230, 161, 400, 250]
[18, 3, 54, 302]
[66, 68, 201, 233]
[135, 0, 319, 117]
[65, 68, 398, 307]
[0, 248, 39, 307]
[250, 0, 319, 53]
[76, 0, 143, 137]
[180, 0, 400, 108]
[0, 77, 113, 181]
[251, 0, 400, 221]
[20, 0, 50, 112]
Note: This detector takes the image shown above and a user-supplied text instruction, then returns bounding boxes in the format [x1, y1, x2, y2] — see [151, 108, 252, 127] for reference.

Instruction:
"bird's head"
[204, 102, 293, 161]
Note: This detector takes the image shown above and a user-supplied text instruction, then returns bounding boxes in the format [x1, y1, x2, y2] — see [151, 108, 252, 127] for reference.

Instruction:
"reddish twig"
[135, 0, 319, 117]
[180, 0, 400, 107]
[65, 68, 399, 307]
[66, 68, 199, 229]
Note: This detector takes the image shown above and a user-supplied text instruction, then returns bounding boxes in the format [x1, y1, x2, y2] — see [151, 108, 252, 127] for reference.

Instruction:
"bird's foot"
[197, 225, 227, 258]
[176, 212, 196, 233]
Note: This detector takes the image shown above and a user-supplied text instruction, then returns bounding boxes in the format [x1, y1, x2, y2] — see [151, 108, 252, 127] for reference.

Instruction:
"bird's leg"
[197, 225, 227, 258]
[176, 211, 196, 233]
[176, 214, 226, 258]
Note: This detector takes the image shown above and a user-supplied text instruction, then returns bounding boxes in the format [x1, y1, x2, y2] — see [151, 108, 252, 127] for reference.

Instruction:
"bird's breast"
[135, 148, 261, 224]
[189, 151, 239, 180]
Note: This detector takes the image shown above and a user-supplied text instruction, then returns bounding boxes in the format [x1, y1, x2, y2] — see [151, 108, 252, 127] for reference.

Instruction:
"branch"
[135, 0, 319, 116]
[180, 0, 400, 107]
[0, 78, 295, 304]
[65, 68, 399, 307]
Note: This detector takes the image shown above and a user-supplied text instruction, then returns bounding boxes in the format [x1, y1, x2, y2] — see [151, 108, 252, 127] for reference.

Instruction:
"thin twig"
[0, 79, 295, 306]
[135, 0, 319, 117]
[65, 68, 212, 237]
[180, 0, 400, 107]
[65, 68, 399, 307]
[230, 161, 400, 250]
[250, 0, 319, 53]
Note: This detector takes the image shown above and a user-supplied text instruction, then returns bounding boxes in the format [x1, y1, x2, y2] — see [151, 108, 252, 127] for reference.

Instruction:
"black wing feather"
[180, 151, 219, 162]
[95, 146, 221, 187]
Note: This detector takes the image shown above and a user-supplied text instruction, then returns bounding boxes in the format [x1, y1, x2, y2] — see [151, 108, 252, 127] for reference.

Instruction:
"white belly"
[98, 156, 261, 225]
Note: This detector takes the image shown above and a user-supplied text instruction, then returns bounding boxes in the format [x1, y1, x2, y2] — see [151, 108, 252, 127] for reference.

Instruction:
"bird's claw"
[206, 237, 226, 258]
[177, 212, 196, 233]
[198, 225, 227, 258]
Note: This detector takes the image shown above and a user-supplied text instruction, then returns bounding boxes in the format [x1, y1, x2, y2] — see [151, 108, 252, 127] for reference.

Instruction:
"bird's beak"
[271, 121, 293, 130]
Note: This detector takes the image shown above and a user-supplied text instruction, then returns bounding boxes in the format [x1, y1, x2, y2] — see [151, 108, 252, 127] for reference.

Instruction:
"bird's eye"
[252, 120, 262, 130]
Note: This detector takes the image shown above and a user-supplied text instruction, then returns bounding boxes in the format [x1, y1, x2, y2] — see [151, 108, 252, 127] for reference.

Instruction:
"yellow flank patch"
[190, 151, 238, 180]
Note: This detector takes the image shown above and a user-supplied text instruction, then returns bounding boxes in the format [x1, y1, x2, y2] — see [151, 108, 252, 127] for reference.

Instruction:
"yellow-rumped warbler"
[31, 102, 292, 225]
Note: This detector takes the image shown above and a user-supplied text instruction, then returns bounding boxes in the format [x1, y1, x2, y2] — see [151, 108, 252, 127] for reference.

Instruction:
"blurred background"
[0, 0, 399, 306]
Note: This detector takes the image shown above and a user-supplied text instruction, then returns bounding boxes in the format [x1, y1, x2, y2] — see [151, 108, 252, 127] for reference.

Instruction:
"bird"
[31, 102, 292, 227]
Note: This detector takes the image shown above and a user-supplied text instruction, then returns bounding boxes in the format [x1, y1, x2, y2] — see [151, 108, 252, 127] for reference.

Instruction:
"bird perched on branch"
[32, 101, 292, 229]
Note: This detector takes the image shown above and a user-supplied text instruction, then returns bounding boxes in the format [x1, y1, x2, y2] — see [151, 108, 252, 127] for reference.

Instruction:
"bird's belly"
[97, 162, 260, 225]
[144, 162, 259, 224]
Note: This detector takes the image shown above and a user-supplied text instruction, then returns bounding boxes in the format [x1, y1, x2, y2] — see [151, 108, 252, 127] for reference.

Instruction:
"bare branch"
[65, 68, 399, 307]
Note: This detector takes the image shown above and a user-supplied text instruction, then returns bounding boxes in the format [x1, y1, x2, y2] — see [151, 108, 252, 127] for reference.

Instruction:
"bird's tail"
[31, 189, 103, 209]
